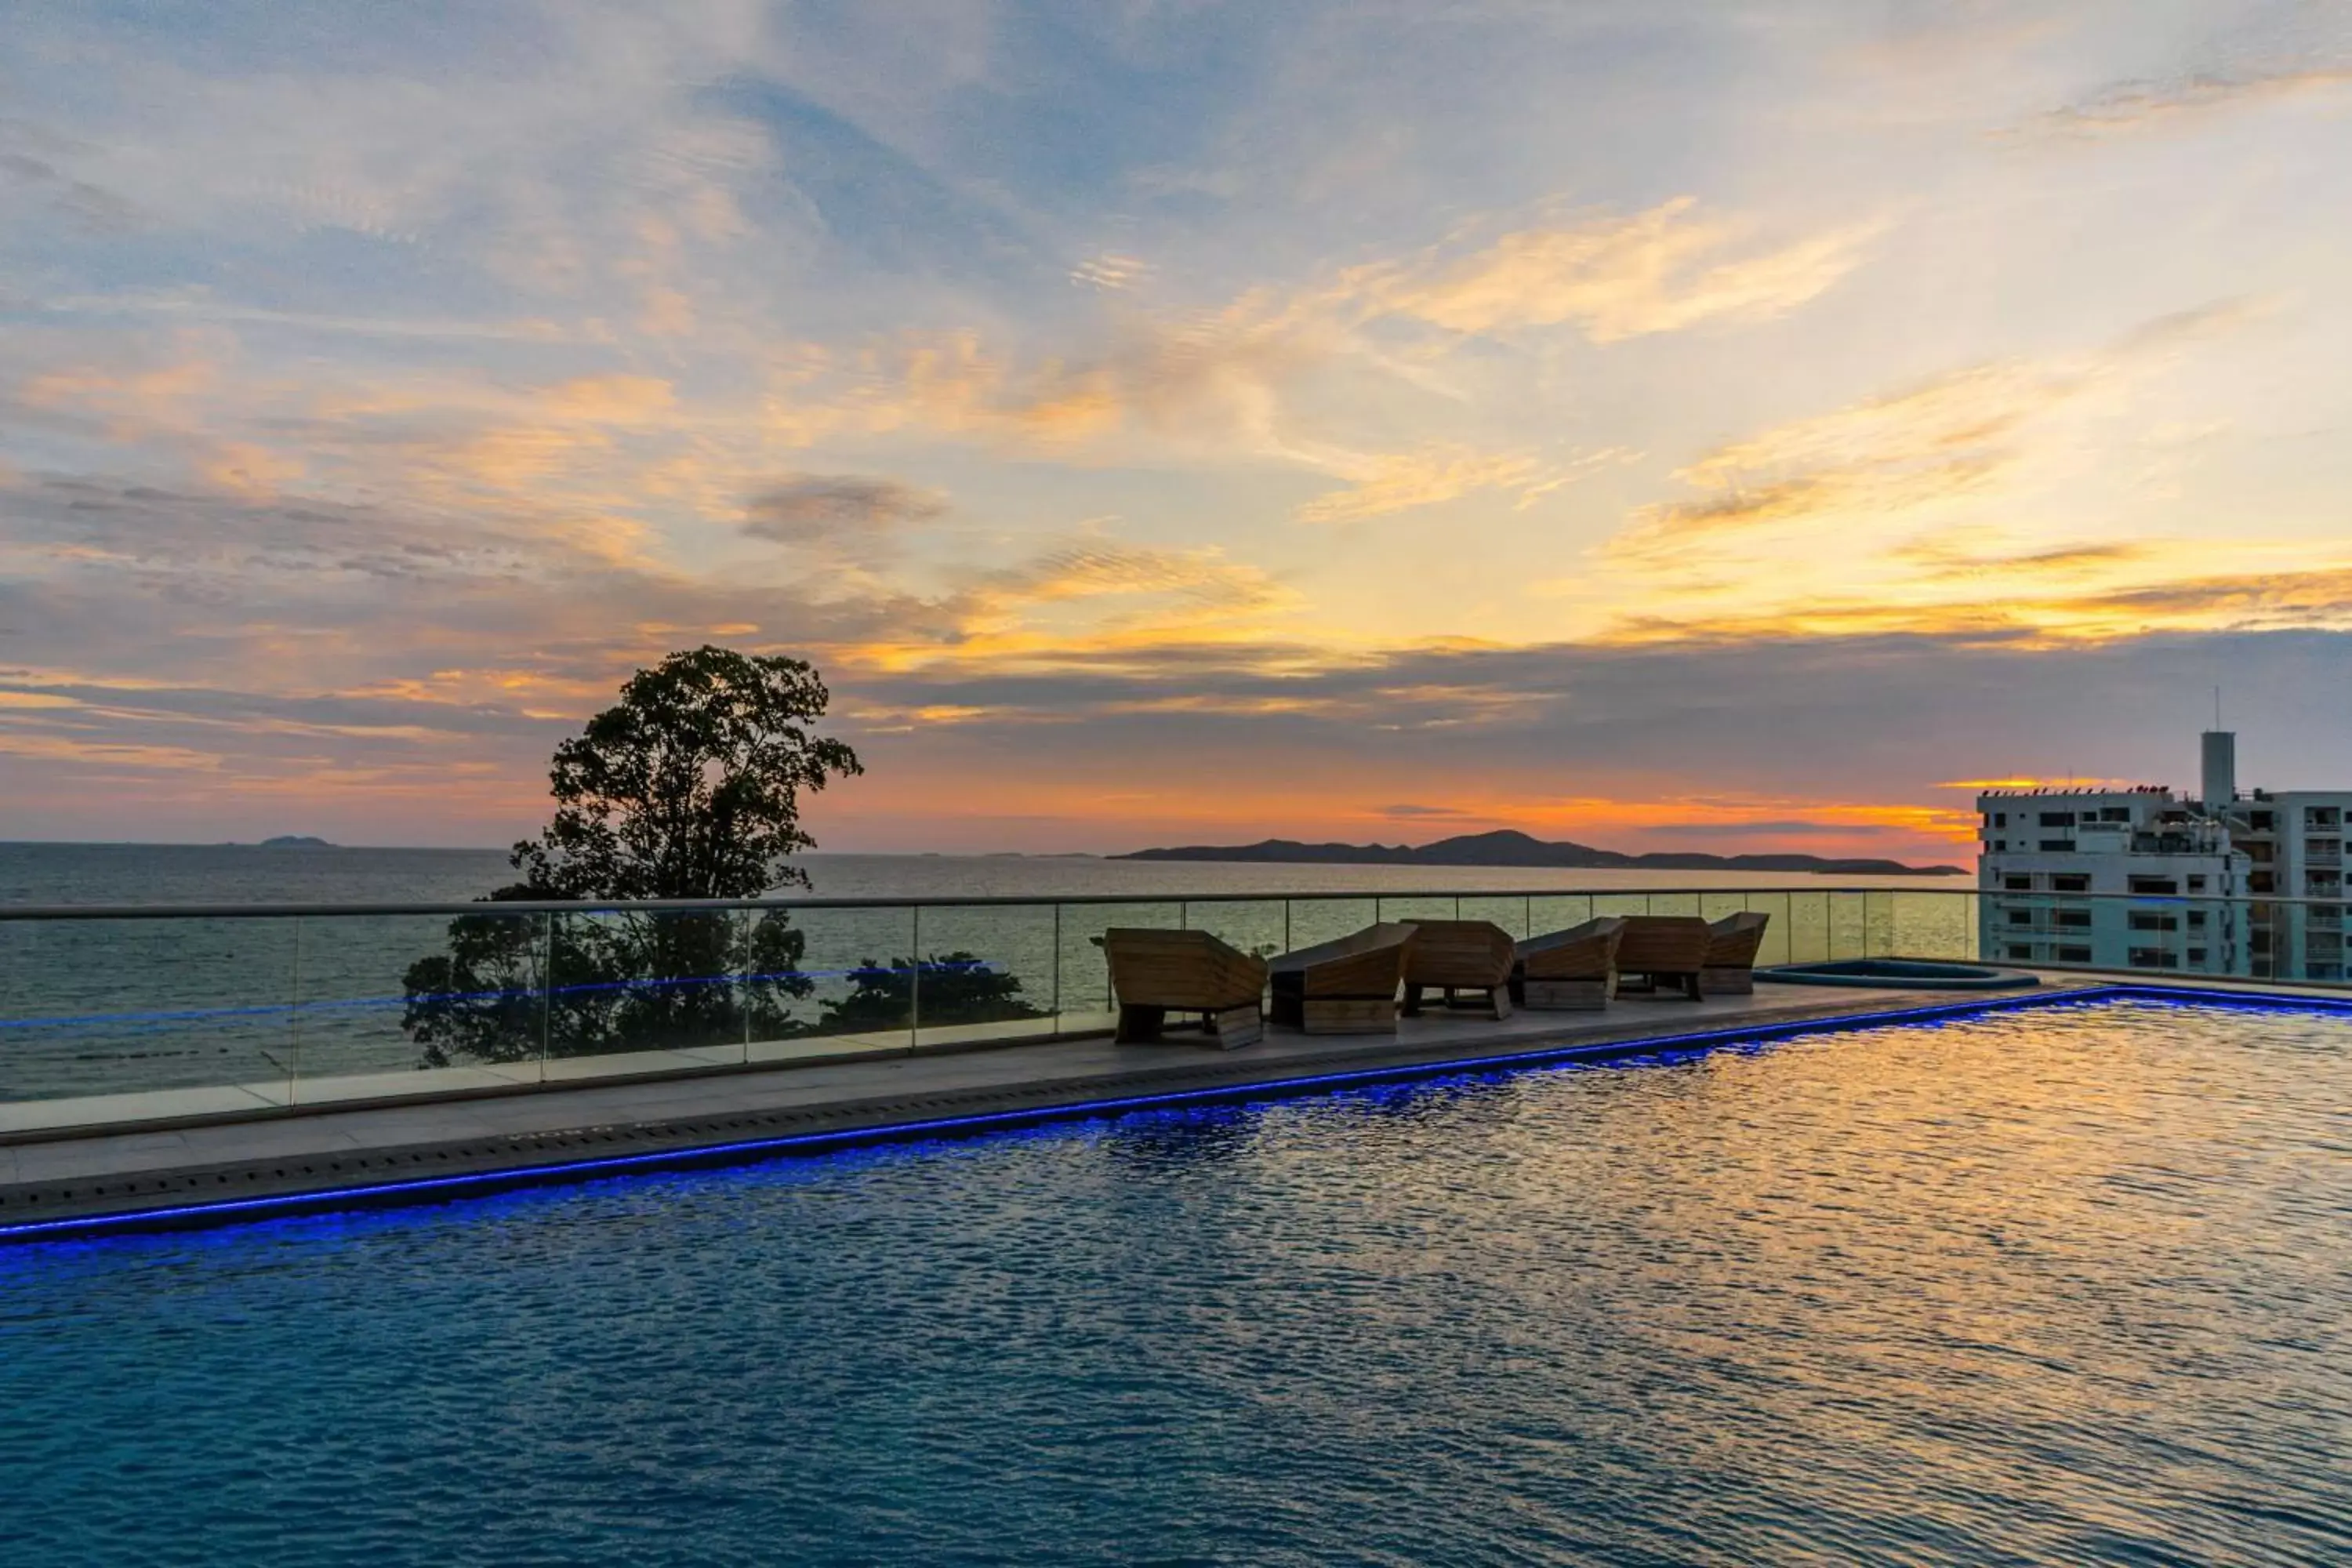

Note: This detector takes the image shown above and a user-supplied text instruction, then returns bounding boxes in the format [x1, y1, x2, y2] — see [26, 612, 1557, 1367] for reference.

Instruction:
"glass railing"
[2, 886, 2343, 1140]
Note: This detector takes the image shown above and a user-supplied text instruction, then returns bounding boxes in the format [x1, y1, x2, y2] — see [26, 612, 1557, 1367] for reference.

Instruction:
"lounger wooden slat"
[1613, 915, 1711, 1000]
[1700, 911, 1771, 996]
[1268, 922, 1417, 1035]
[1511, 916, 1626, 1010]
[1103, 927, 1269, 1048]
[1399, 920, 1518, 1021]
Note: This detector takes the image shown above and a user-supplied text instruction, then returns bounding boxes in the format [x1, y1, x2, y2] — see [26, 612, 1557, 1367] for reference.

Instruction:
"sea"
[0, 843, 1973, 1106]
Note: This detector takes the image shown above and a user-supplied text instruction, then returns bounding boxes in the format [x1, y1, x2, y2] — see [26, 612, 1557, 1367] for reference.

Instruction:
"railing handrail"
[0, 884, 1945, 920]
[0, 883, 2344, 921]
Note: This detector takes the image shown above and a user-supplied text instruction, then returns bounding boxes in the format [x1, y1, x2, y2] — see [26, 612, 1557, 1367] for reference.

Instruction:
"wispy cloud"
[1296, 445, 1628, 524]
[2018, 65, 2352, 140]
[1603, 299, 2268, 564]
[1352, 198, 1885, 343]
[742, 474, 949, 548]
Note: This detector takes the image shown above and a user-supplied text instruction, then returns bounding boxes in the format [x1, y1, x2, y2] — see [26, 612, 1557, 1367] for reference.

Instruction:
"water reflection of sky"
[4, 997, 2347, 1563]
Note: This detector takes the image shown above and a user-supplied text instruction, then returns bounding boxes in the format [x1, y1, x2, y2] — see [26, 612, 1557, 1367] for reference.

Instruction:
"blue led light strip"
[6, 982, 2343, 1245]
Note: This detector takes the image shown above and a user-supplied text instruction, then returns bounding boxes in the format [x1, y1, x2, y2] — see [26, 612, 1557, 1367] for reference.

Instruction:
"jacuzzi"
[1759, 958, 2042, 991]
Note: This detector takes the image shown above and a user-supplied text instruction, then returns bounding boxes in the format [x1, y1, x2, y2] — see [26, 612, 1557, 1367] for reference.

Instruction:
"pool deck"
[0, 978, 2114, 1236]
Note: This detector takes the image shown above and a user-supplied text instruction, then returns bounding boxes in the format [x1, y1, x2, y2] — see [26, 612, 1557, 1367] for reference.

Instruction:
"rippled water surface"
[4, 999, 2348, 1566]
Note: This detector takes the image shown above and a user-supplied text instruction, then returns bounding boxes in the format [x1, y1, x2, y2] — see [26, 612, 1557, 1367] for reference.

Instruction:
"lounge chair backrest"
[1402, 920, 1515, 988]
[1614, 915, 1711, 972]
[1704, 911, 1770, 970]
[1104, 927, 1267, 1010]
[1515, 916, 1625, 981]
[1269, 922, 1417, 996]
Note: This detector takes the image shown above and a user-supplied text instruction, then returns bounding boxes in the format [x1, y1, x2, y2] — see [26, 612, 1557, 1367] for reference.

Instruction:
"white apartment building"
[2229, 790, 2351, 983]
[1977, 784, 2245, 975]
[1976, 731, 2348, 982]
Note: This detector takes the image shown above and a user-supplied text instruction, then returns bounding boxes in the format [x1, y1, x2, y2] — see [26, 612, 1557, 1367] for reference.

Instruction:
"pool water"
[4, 999, 2348, 1566]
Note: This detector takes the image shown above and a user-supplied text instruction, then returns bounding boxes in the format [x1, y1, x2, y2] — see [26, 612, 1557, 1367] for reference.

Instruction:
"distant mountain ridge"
[1116, 829, 1964, 877]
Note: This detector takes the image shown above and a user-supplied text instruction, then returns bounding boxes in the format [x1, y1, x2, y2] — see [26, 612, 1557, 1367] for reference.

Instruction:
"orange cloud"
[1296, 445, 1631, 524]
[1353, 198, 1882, 342]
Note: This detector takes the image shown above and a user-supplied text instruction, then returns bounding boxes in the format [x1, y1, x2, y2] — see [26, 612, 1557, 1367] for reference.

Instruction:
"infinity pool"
[4, 998, 2347, 1565]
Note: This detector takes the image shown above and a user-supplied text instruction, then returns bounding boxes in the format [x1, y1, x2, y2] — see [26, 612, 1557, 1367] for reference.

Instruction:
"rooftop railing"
[2, 886, 2344, 1142]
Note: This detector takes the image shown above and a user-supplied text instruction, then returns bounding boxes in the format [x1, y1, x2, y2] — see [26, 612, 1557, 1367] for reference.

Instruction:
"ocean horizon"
[0, 840, 1964, 908]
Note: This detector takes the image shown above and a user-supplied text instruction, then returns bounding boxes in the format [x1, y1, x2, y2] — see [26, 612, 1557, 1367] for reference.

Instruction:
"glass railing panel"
[542, 908, 752, 1082]
[1886, 891, 1969, 962]
[1062, 900, 1181, 1033]
[1374, 894, 1457, 925]
[1697, 892, 1747, 925]
[1864, 891, 1896, 958]
[1181, 899, 1286, 967]
[909, 903, 1058, 1051]
[1456, 895, 1530, 938]
[299, 909, 546, 1105]
[1647, 891, 1700, 918]
[1744, 892, 1792, 967]
[1283, 897, 1381, 953]
[757, 904, 917, 1063]
[0, 914, 301, 1136]
[1526, 894, 1595, 940]
[1784, 892, 1828, 964]
[1827, 893, 1869, 960]
[1589, 893, 1648, 922]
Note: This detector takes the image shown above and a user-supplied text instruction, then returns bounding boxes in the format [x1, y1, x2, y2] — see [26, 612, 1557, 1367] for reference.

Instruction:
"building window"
[2186, 911, 2206, 928]
[2100, 807, 2131, 822]
[1992, 811, 2007, 827]
[2187, 949, 2207, 965]
[2040, 840, 2073, 852]
[2007, 909, 2034, 925]
[2054, 909, 2092, 928]
[2002, 874, 2032, 891]
[2053, 874, 2089, 892]
[2006, 945, 2033, 961]
[2127, 876, 2180, 895]
[2187, 875, 2207, 891]
[2251, 811, 2276, 833]
[2129, 912, 2179, 931]
[2128, 948, 2182, 969]
[2057, 946, 2092, 964]
[2039, 811, 2075, 827]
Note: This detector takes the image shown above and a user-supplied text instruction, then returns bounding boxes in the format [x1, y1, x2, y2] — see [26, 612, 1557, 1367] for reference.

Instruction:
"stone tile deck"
[1, 981, 2096, 1236]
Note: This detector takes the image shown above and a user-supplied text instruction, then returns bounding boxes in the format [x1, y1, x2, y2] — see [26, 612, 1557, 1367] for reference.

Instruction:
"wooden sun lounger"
[1103, 927, 1269, 1049]
[1613, 915, 1712, 1000]
[1401, 920, 1516, 1022]
[1269, 922, 1417, 1035]
[1700, 911, 1771, 996]
[1510, 916, 1626, 1011]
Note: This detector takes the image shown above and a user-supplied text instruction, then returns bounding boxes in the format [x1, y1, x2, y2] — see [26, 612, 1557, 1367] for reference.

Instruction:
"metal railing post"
[539, 910, 554, 1085]
[287, 916, 303, 1106]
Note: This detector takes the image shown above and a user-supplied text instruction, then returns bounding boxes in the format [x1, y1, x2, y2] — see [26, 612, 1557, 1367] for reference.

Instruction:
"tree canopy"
[401, 647, 862, 1067]
[506, 645, 862, 900]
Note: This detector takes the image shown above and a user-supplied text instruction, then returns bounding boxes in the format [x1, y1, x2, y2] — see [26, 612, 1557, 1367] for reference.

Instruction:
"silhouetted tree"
[821, 952, 1051, 1033]
[402, 648, 863, 1066]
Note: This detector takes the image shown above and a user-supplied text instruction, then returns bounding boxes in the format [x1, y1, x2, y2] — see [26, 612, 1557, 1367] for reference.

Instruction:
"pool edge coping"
[6, 981, 2347, 1245]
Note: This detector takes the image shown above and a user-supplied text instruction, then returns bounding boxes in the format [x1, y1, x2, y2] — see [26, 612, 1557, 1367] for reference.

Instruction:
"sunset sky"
[4, 2, 2351, 859]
